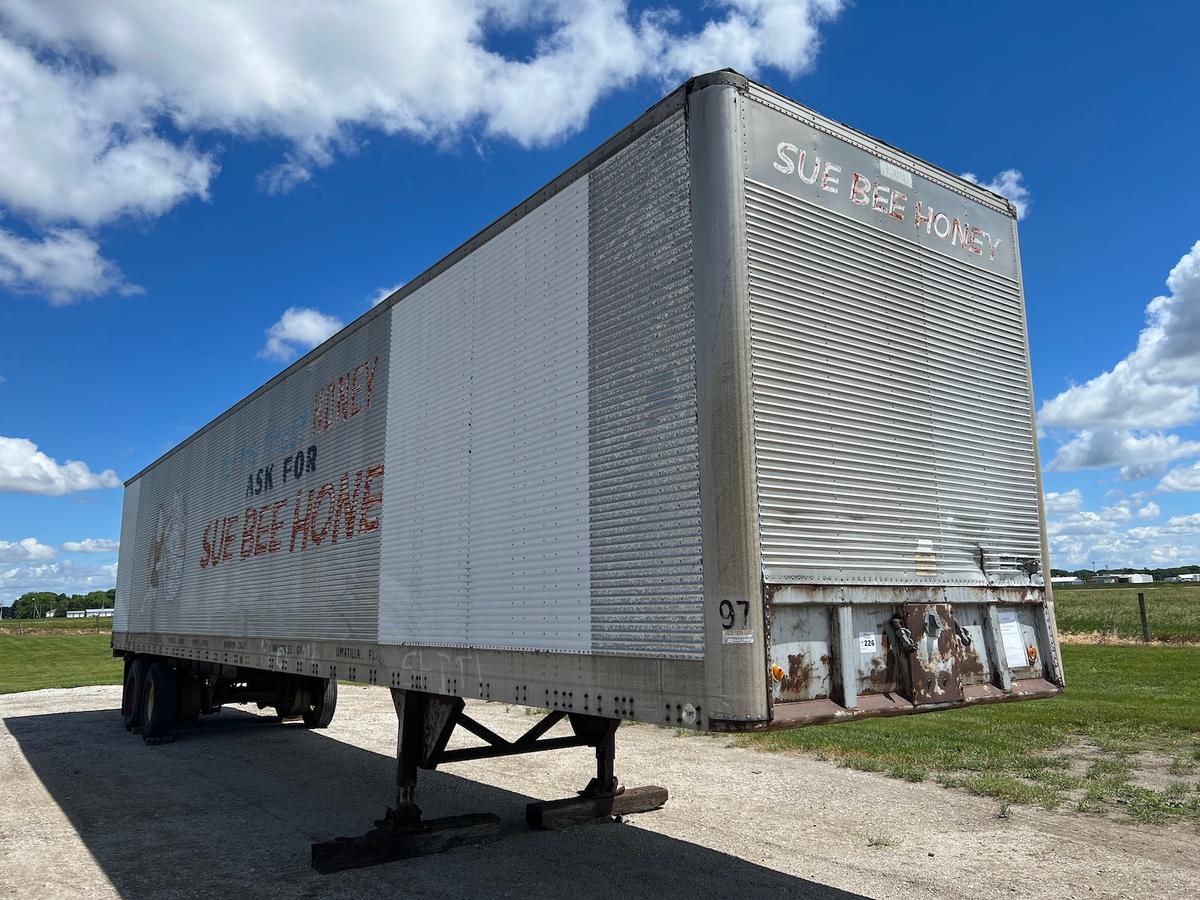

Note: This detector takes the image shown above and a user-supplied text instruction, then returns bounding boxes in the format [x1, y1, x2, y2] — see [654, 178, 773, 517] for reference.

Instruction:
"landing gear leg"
[525, 714, 667, 830]
[310, 693, 668, 872]
[310, 690, 501, 874]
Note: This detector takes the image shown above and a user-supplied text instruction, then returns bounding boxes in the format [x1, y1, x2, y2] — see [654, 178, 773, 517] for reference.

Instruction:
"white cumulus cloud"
[1158, 460, 1200, 493]
[0, 227, 139, 304]
[1043, 489, 1083, 515]
[0, 436, 121, 495]
[961, 169, 1030, 219]
[0, 0, 845, 301]
[0, 537, 56, 563]
[0, 29, 216, 226]
[1046, 430, 1200, 480]
[259, 306, 344, 362]
[1137, 501, 1160, 520]
[1161, 513, 1200, 533]
[62, 538, 120, 554]
[1039, 241, 1200, 432]
[371, 283, 405, 307]
[1045, 491, 1200, 568]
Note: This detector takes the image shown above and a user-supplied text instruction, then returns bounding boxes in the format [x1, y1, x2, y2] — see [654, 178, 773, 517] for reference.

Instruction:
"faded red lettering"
[359, 464, 384, 533]
[266, 499, 288, 553]
[849, 172, 871, 206]
[871, 185, 890, 214]
[220, 515, 238, 562]
[253, 502, 272, 555]
[240, 507, 257, 559]
[914, 200, 934, 233]
[951, 217, 972, 248]
[796, 151, 820, 185]
[820, 161, 841, 193]
[200, 521, 214, 568]
[310, 483, 335, 545]
[332, 470, 365, 543]
[290, 489, 313, 552]
[364, 356, 378, 410]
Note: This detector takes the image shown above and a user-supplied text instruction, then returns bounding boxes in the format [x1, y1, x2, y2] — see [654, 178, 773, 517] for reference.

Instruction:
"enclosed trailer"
[113, 70, 1061, 866]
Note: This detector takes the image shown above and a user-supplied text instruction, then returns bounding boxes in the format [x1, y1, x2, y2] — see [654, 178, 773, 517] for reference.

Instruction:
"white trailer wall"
[379, 110, 704, 658]
[118, 110, 704, 660]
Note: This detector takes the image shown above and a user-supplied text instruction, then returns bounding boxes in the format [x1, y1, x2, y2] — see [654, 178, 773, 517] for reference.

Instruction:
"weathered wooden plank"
[525, 785, 668, 830]
[310, 813, 501, 874]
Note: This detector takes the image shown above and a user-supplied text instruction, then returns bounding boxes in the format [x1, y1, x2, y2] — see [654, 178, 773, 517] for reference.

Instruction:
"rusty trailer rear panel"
[736, 81, 1062, 729]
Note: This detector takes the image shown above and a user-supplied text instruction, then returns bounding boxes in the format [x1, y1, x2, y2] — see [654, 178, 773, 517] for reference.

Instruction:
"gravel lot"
[1, 685, 1196, 899]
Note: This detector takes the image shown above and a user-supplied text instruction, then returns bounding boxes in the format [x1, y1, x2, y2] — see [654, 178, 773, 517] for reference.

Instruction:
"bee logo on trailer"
[147, 493, 187, 603]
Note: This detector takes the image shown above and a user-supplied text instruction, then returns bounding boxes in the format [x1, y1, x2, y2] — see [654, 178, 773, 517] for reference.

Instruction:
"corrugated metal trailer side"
[114, 72, 766, 738]
[112, 71, 1062, 863]
[114, 71, 1062, 737]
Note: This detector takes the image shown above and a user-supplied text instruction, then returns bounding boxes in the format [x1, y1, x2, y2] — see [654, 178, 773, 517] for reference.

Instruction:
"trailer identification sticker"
[997, 609, 1029, 668]
[722, 628, 754, 645]
[858, 632, 879, 653]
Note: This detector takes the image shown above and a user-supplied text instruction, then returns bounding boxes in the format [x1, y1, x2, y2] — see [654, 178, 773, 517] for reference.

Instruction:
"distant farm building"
[65, 609, 115, 618]
[1051, 575, 1082, 586]
[1087, 573, 1153, 585]
[1098, 573, 1153, 584]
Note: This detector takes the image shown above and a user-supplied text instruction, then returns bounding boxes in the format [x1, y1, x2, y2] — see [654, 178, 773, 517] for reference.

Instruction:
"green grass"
[0, 634, 122, 694]
[1054, 583, 1200, 642]
[746, 645, 1200, 826]
[0, 617, 114, 634]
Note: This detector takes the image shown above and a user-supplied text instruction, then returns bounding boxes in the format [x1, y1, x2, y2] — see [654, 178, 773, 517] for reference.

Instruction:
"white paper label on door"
[998, 609, 1028, 668]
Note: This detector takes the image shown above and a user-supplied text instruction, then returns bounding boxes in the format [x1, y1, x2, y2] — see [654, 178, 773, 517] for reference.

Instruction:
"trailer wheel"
[122, 658, 149, 732]
[142, 662, 177, 744]
[302, 678, 337, 729]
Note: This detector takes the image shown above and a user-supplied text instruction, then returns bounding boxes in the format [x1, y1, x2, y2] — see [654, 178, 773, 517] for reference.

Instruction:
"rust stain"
[899, 602, 966, 705]
[859, 650, 897, 694]
[780, 652, 815, 696]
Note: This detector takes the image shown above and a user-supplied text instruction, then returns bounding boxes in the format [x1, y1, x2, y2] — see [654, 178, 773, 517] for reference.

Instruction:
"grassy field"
[747, 644, 1200, 826]
[0, 634, 122, 694]
[1054, 583, 1200, 642]
[0, 617, 114, 635]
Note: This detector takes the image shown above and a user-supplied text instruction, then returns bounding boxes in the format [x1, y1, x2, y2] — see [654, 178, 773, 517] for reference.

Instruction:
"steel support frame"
[311, 689, 667, 873]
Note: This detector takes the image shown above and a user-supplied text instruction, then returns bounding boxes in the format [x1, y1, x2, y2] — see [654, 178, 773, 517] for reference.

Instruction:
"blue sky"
[1, 0, 1199, 601]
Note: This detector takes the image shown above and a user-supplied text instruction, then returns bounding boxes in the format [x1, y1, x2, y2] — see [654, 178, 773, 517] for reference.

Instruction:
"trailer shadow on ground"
[4, 705, 862, 899]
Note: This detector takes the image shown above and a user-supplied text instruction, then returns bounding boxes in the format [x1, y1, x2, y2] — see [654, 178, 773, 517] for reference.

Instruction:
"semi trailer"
[113, 69, 1062, 871]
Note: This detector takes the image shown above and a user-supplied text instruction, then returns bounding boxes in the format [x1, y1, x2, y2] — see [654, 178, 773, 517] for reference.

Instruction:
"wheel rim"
[146, 679, 155, 721]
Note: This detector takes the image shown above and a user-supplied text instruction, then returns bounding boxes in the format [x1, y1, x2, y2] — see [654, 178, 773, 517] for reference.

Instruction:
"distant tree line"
[1049, 565, 1200, 580]
[8, 589, 116, 619]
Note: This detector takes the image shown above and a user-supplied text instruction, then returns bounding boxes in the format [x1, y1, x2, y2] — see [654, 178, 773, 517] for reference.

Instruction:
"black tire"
[142, 662, 178, 744]
[302, 678, 337, 729]
[122, 658, 150, 732]
[274, 676, 305, 720]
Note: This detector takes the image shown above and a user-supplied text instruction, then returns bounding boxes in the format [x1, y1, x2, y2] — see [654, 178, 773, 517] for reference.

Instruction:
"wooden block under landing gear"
[525, 785, 669, 830]
[310, 813, 502, 874]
